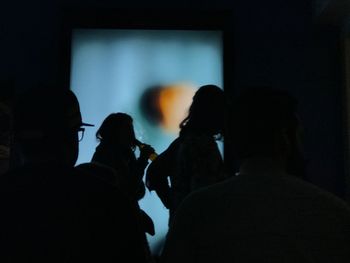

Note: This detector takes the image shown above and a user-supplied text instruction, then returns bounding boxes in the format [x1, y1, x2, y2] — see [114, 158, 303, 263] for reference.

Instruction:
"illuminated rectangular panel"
[70, 29, 223, 253]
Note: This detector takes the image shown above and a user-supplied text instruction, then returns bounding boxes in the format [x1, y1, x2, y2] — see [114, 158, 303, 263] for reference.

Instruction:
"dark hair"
[179, 84, 224, 138]
[12, 87, 82, 166]
[96, 113, 134, 143]
[14, 88, 82, 137]
[231, 87, 298, 159]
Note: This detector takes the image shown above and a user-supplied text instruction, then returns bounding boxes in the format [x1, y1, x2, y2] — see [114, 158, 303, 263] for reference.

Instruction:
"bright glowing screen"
[70, 29, 223, 253]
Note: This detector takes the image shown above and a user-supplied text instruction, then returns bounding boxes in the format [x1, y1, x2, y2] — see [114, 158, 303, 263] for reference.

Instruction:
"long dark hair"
[96, 113, 136, 148]
[179, 84, 224, 138]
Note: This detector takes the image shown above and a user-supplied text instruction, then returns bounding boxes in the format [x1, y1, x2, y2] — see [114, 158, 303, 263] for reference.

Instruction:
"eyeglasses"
[78, 127, 85, 142]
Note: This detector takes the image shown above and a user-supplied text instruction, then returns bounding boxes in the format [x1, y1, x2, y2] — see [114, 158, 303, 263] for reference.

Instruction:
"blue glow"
[70, 29, 223, 253]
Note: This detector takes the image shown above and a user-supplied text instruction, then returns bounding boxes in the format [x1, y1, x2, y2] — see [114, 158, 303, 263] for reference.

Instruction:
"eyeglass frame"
[78, 127, 85, 142]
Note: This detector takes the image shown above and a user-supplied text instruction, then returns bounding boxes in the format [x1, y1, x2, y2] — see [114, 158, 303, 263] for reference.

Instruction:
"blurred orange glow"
[158, 84, 196, 133]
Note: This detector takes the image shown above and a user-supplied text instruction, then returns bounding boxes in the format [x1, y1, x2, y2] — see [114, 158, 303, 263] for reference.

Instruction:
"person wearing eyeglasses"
[0, 88, 150, 263]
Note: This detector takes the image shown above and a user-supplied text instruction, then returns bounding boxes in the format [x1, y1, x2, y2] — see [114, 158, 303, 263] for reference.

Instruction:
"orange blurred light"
[158, 84, 196, 134]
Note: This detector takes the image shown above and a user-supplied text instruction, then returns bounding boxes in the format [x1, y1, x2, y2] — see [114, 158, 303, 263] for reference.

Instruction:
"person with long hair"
[146, 84, 227, 225]
[90, 113, 156, 242]
[92, 113, 155, 200]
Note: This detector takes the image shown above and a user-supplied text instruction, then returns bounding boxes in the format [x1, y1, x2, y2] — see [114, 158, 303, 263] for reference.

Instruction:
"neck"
[239, 156, 287, 177]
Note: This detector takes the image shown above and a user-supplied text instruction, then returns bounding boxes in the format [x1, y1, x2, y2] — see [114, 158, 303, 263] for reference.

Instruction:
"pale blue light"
[70, 29, 223, 253]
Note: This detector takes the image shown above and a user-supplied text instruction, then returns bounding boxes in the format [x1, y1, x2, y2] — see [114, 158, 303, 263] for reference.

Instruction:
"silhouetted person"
[77, 113, 156, 236]
[161, 87, 350, 263]
[0, 88, 149, 262]
[0, 102, 11, 176]
[146, 84, 226, 225]
[92, 113, 154, 199]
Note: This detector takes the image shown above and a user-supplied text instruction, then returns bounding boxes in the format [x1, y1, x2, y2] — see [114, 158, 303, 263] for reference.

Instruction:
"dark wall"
[1, 0, 347, 198]
[231, 1, 346, 197]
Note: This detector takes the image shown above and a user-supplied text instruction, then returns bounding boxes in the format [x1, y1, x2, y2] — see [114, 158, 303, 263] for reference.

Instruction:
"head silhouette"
[180, 84, 224, 137]
[231, 87, 306, 178]
[96, 113, 136, 148]
[13, 87, 90, 167]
